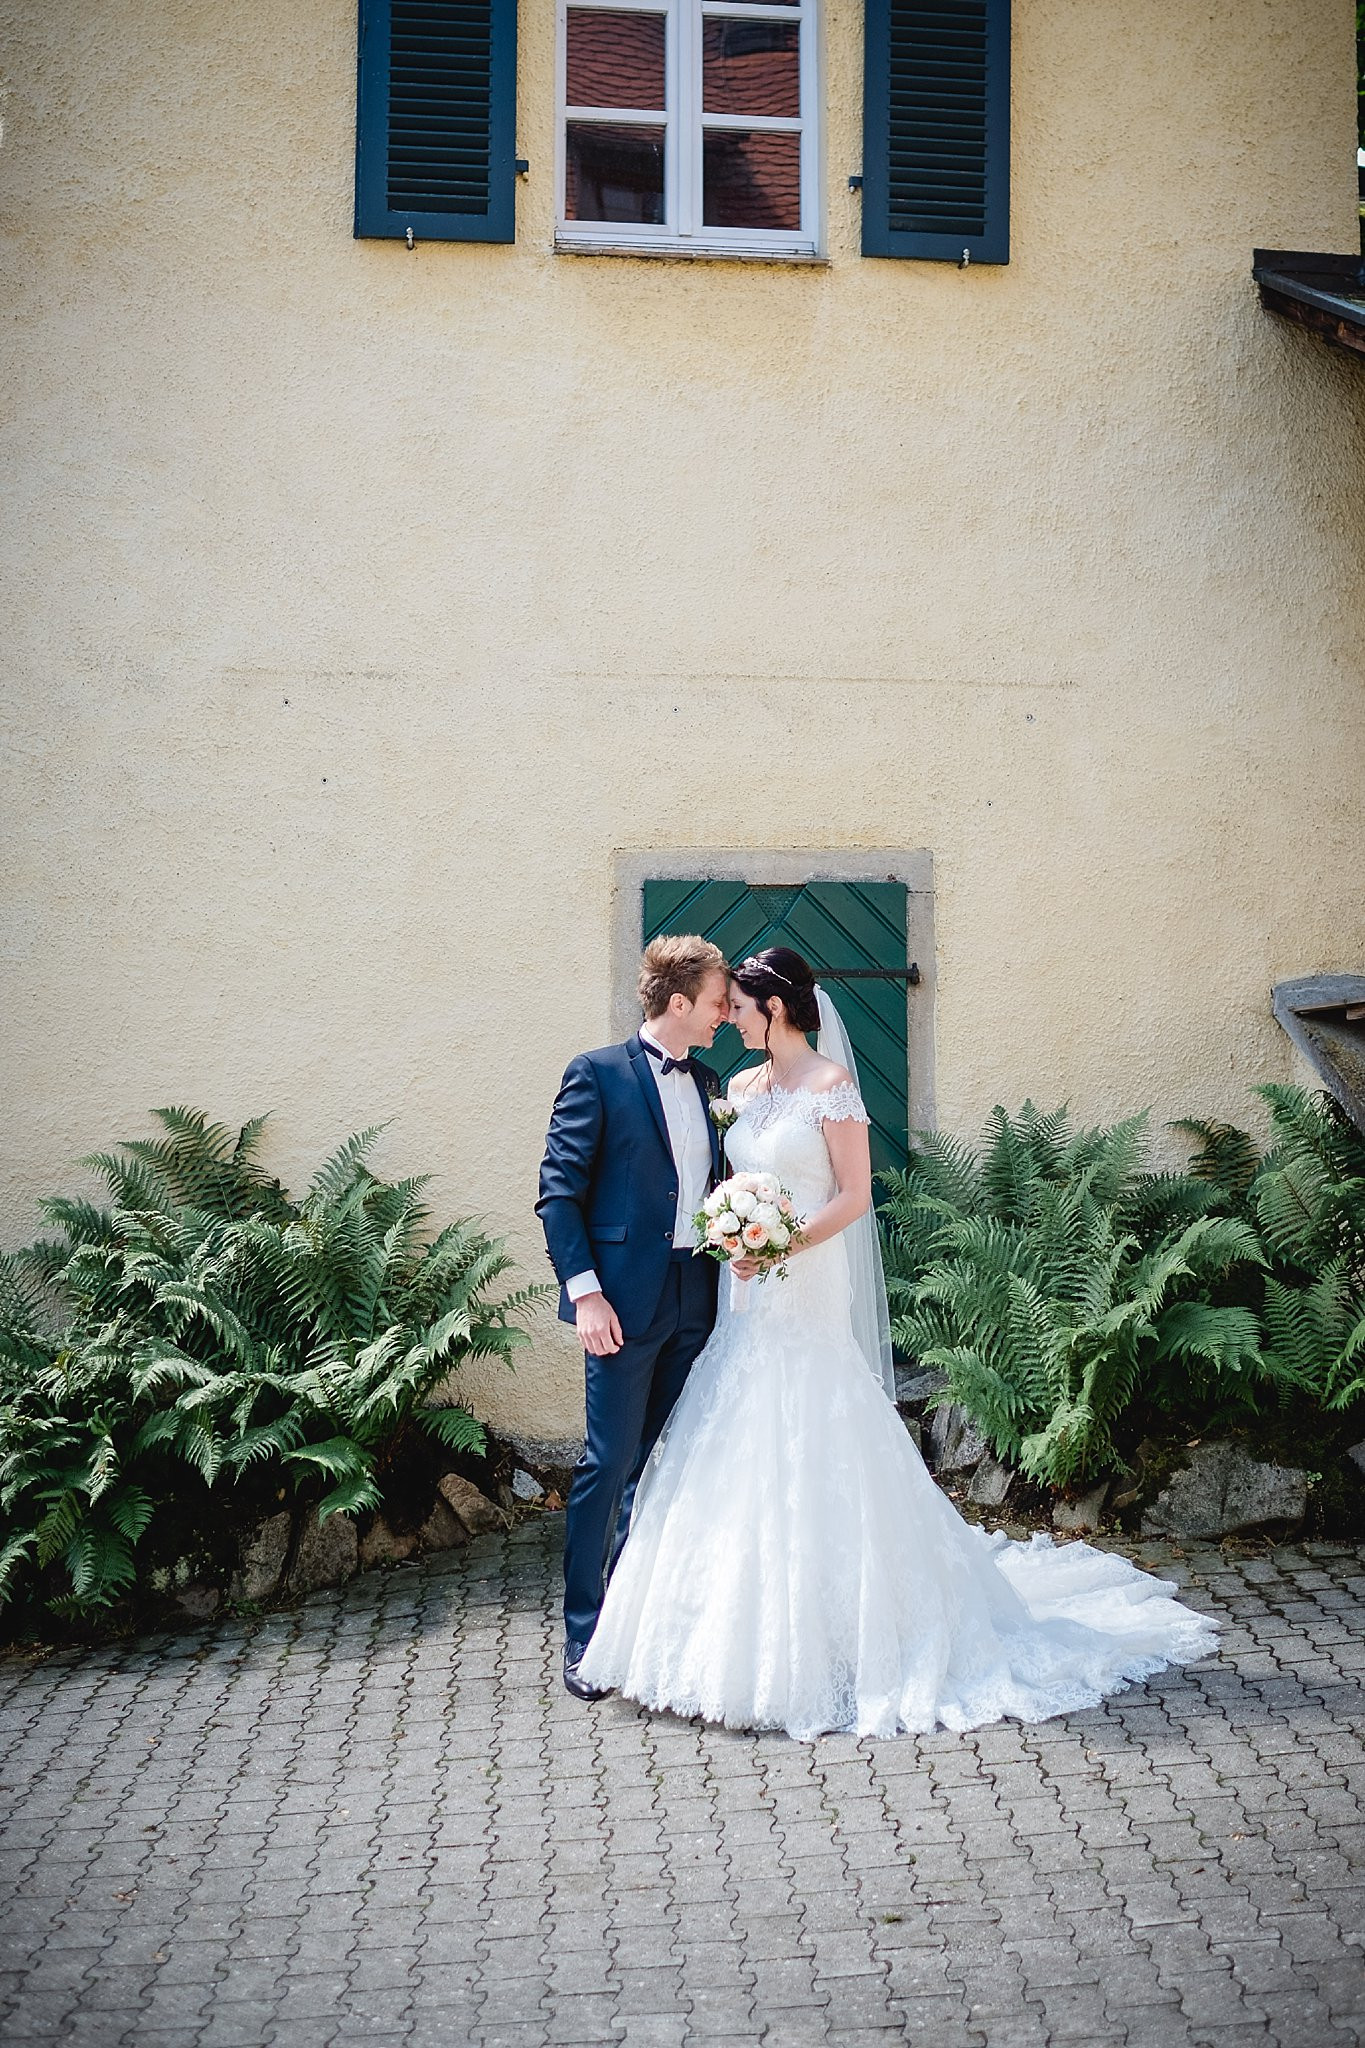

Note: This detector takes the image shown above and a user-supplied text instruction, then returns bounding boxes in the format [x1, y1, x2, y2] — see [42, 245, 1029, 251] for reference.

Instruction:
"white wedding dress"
[577, 1080, 1219, 1742]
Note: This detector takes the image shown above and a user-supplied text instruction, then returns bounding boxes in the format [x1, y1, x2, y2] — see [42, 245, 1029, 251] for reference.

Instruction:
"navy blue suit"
[538, 1033, 721, 1643]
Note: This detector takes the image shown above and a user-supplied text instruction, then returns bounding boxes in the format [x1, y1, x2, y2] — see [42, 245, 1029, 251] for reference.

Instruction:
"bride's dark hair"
[732, 946, 821, 1038]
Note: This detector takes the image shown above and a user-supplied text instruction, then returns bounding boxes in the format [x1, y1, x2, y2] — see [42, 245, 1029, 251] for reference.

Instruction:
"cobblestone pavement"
[2, 1518, 1365, 2048]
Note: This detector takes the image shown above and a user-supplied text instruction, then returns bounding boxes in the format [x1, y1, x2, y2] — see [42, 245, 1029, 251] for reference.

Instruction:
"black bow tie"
[642, 1038, 692, 1077]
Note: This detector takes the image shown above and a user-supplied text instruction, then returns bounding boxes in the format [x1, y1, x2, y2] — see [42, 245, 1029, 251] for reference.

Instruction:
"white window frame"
[555, 0, 822, 260]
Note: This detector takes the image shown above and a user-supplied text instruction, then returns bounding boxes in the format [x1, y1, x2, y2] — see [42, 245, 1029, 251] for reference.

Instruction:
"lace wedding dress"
[577, 1080, 1218, 1741]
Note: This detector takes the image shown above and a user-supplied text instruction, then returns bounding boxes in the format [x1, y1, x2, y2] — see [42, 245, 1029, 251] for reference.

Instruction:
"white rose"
[751, 1203, 780, 1230]
[714, 1212, 741, 1237]
[703, 1191, 726, 1218]
[729, 1189, 757, 1219]
[768, 1223, 791, 1251]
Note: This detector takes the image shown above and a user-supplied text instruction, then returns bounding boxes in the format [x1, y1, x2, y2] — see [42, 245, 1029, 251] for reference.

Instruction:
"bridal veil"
[814, 984, 897, 1402]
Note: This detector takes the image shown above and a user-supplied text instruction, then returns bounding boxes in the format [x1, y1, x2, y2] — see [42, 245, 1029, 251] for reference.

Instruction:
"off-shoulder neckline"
[732, 1082, 862, 1108]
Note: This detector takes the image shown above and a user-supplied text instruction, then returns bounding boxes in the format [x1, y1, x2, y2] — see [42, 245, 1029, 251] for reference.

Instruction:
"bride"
[576, 946, 1218, 1741]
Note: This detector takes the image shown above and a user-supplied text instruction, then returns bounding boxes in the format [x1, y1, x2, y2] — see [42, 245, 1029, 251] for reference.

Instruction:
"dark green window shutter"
[861, 0, 1009, 264]
[642, 879, 912, 1179]
[355, 0, 518, 244]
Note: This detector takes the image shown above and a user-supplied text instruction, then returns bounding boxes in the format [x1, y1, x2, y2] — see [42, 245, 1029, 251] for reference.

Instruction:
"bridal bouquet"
[695, 1172, 804, 1282]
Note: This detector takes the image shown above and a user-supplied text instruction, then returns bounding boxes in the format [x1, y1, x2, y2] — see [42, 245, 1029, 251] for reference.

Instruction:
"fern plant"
[1239, 1087, 1365, 1405]
[882, 1104, 1268, 1489]
[1250, 1086, 1365, 1275]
[0, 1109, 547, 1620]
[882, 1087, 1365, 1494]
[1259, 1266, 1365, 1410]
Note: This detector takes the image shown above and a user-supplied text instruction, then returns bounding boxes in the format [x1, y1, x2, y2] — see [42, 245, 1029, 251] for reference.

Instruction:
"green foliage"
[1250, 1085, 1365, 1274]
[883, 1087, 1365, 1493]
[1243, 1086, 1365, 1400]
[1261, 1267, 1365, 1410]
[1169, 1117, 1262, 1204]
[883, 1107, 1267, 1489]
[0, 1110, 548, 1620]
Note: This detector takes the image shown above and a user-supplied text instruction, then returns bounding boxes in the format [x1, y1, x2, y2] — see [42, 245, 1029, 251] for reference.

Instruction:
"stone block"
[437, 1470, 513, 1534]
[968, 1454, 1015, 1508]
[1053, 1480, 1109, 1532]
[417, 1495, 470, 1553]
[894, 1367, 948, 1411]
[358, 1517, 417, 1570]
[928, 1402, 987, 1474]
[175, 1584, 222, 1621]
[229, 1510, 293, 1603]
[289, 1508, 358, 1593]
[1141, 1441, 1308, 1539]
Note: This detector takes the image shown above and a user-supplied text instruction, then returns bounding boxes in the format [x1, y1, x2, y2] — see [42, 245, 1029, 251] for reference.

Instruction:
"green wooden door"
[642, 880, 909, 1176]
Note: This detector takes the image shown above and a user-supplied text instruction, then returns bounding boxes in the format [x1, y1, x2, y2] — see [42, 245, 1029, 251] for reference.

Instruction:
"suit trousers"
[562, 1251, 714, 1645]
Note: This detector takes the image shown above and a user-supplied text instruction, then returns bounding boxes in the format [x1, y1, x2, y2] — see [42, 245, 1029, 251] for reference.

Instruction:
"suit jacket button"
[664, 1231, 672, 1241]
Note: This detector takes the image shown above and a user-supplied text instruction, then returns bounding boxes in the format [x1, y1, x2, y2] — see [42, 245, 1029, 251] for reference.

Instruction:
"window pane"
[565, 122, 666, 223]
[567, 10, 667, 110]
[702, 129, 799, 229]
[703, 20, 799, 118]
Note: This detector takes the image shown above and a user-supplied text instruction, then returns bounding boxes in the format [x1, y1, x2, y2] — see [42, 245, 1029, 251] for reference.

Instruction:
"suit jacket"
[537, 1033, 722, 1338]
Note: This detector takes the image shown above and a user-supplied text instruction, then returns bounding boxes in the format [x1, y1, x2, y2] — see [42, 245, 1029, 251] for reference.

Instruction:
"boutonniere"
[709, 1097, 740, 1167]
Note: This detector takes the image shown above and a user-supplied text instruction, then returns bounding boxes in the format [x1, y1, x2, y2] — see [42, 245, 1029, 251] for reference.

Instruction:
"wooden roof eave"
[1252, 248, 1365, 360]
[1271, 975, 1365, 1140]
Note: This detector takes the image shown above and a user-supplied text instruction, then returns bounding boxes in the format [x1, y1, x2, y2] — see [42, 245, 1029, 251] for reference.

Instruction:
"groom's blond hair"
[639, 934, 729, 1019]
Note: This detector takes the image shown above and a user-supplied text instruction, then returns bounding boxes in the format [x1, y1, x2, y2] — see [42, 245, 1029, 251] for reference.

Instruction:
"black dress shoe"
[564, 1640, 609, 1701]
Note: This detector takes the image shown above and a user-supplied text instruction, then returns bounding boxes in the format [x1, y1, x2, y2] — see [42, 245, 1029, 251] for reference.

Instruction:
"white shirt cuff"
[566, 1269, 602, 1303]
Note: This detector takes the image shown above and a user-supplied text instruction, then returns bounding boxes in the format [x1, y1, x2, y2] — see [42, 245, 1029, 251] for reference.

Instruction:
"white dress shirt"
[566, 1023, 712, 1303]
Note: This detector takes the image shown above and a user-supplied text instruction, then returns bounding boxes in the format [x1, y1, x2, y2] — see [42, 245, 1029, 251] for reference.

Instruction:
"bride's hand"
[729, 1254, 763, 1280]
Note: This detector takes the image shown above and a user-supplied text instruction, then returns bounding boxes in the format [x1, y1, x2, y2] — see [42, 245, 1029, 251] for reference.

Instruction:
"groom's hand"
[576, 1291, 624, 1356]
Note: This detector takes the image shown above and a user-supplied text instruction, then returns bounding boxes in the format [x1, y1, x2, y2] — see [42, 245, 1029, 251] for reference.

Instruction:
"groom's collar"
[638, 1020, 695, 1064]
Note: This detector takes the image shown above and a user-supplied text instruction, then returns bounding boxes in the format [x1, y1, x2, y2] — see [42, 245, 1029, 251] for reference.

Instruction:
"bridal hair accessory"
[738, 957, 811, 990]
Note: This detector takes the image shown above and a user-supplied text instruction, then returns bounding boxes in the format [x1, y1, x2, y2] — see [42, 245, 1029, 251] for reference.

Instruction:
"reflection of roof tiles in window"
[703, 22, 799, 119]
[564, 7, 802, 233]
[565, 123, 665, 223]
[703, 129, 799, 230]
[567, 11, 666, 110]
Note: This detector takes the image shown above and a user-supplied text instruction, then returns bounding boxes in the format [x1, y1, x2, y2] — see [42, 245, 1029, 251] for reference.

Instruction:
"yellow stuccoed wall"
[1, 0, 1363, 1445]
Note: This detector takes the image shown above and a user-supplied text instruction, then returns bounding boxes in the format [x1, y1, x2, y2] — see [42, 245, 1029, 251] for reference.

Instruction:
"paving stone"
[612, 2020, 689, 2048]
[749, 1958, 828, 2010]
[684, 1985, 761, 2034]
[611, 1926, 679, 1970]
[197, 1997, 290, 2045]
[613, 1964, 687, 2015]
[3, 1523, 1364, 2048]
[538, 1989, 619, 2039]
[824, 2028, 909, 2045]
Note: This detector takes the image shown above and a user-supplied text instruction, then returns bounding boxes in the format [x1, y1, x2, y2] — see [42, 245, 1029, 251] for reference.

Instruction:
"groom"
[537, 934, 730, 1699]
